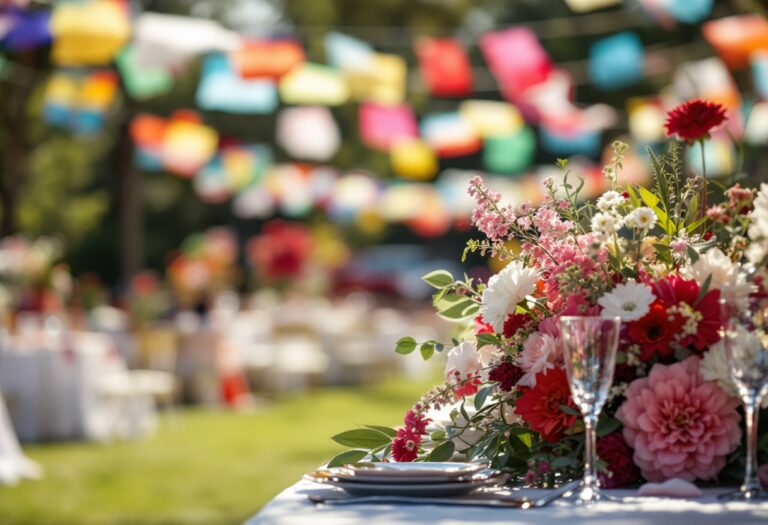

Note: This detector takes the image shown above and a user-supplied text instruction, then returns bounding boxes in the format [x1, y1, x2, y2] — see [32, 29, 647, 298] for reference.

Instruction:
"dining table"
[244, 478, 768, 525]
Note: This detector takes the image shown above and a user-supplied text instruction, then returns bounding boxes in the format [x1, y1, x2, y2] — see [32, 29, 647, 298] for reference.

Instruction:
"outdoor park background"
[0, 0, 767, 523]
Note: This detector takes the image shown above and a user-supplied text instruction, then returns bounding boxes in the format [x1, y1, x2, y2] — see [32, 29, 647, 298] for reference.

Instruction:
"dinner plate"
[326, 462, 491, 484]
[306, 470, 507, 497]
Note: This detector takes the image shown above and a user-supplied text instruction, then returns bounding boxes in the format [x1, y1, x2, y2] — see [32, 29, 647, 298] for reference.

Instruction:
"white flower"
[748, 183, 768, 241]
[702, 337, 768, 407]
[597, 280, 655, 322]
[683, 248, 756, 311]
[444, 341, 497, 385]
[626, 207, 658, 230]
[516, 331, 561, 387]
[596, 191, 623, 212]
[480, 261, 539, 332]
[590, 212, 622, 235]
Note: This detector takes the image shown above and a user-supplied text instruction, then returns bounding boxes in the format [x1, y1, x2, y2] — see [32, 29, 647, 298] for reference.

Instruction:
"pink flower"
[516, 330, 562, 387]
[392, 428, 421, 462]
[617, 357, 741, 482]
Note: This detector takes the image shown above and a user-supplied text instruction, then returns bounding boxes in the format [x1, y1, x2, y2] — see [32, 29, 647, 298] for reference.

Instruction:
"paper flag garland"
[233, 185, 276, 219]
[43, 70, 118, 134]
[540, 124, 601, 157]
[480, 28, 553, 108]
[483, 127, 536, 175]
[50, 0, 130, 66]
[194, 157, 232, 204]
[420, 112, 481, 158]
[231, 40, 304, 80]
[276, 107, 340, 161]
[703, 15, 768, 70]
[345, 53, 407, 105]
[330, 173, 381, 221]
[133, 13, 239, 72]
[279, 63, 349, 106]
[752, 52, 768, 100]
[563, 0, 620, 12]
[324, 32, 374, 71]
[588, 32, 644, 91]
[390, 139, 438, 181]
[664, 0, 713, 24]
[359, 103, 418, 152]
[221, 144, 271, 192]
[416, 38, 473, 97]
[627, 97, 665, 144]
[161, 112, 218, 178]
[197, 53, 278, 114]
[130, 114, 166, 171]
[0, 7, 50, 51]
[458, 100, 524, 137]
[744, 101, 768, 145]
[116, 45, 174, 100]
[685, 139, 733, 178]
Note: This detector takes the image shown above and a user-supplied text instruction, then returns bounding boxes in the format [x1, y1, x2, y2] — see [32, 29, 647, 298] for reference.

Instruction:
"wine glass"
[559, 316, 621, 505]
[719, 297, 768, 501]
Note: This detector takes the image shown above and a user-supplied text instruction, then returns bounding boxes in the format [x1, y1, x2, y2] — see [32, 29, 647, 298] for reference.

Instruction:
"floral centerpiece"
[329, 100, 768, 488]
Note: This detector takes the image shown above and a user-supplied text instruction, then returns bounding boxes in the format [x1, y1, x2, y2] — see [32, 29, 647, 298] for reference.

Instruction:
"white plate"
[306, 471, 506, 497]
[335, 462, 490, 483]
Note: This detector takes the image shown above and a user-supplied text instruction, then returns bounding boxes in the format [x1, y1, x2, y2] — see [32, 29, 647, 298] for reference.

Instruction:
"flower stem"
[699, 140, 707, 221]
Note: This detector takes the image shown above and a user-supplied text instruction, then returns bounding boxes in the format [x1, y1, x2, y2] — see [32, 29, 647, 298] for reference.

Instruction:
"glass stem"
[743, 396, 761, 493]
[584, 415, 599, 491]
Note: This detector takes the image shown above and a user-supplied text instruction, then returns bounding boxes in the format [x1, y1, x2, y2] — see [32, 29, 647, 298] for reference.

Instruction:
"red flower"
[665, 99, 727, 142]
[596, 432, 640, 488]
[503, 313, 531, 338]
[403, 409, 430, 435]
[627, 300, 683, 361]
[391, 428, 421, 462]
[515, 367, 577, 442]
[474, 315, 494, 335]
[653, 275, 722, 351]
[488, 361, 524, 392]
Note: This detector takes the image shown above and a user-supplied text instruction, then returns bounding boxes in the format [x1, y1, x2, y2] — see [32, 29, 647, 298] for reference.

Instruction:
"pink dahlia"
[617, 357, 741, 482]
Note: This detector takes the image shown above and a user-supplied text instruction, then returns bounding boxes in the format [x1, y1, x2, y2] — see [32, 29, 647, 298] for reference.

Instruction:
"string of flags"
[1, 1, 767, 237]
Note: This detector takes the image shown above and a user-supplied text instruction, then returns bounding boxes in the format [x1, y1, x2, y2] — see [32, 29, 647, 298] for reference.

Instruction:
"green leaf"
[428, 440, 456, 462]
[422, 270, 454, 289]
[694, 273, 713, 306]
[476, 332, 500, 349]
[395, 336, 417, 355]
[559, 404, 580, 417]
[430, 430, 446, 441]
[473, 385, 494, 410]
[332, 429, 392, 449]
[686, 216, 707, 234]
[438, 299, 478, 320]
[638, 187, 660, 208]
[327, 449, 369, 467]
[626, 185, 642, 208]
[596, 416, 621, 437]
[551, 456, 578, 469]
[686, 245, 700, 264]
[420, 342, 435, 360]
[363, 425, 397, 438]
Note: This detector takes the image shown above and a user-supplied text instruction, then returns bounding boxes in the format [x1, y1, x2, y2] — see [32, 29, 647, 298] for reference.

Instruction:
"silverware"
[520, 480, 582, 509]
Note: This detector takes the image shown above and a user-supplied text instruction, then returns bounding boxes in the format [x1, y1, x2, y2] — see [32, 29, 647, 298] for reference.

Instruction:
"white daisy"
[480, 261, 539, 332]
[596, 191, 623, 212]
[626, 207, 658, 230]
[683, 248, 755, 311]
[597, 280, 655, 322]
[590, 212, 622, 235]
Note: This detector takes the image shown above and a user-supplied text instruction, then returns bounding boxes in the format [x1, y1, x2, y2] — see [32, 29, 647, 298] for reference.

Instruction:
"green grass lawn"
[0, 374, 437, 525]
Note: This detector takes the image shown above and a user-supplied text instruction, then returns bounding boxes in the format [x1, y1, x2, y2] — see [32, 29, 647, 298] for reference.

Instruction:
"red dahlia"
[391, 428, 420, 462]
[514, 367, 577, 442]
[627, 299, 683, 361]
[665, 99, 727, 142]
[653, 275, 722, 351]
[596, 432, 640, 488]
[503, 313, 532, 338]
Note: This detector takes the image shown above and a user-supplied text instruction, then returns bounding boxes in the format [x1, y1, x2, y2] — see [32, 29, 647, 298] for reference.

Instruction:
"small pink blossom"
[617, 356, 741, 482]
[516, 330, 563, 387]
[670, 237, 689, 255]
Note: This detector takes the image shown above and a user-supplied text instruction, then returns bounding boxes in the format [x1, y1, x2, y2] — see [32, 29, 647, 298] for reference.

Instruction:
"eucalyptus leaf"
[332, 428, 393, 448]
[422, 270, 455, 289]
[428, 440, 456, 462]
[327, 449, 369, 468]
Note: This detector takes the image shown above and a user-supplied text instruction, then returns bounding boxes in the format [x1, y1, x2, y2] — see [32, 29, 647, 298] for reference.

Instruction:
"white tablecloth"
[244, 479, 768, 525]
[0, 332, 156, 442]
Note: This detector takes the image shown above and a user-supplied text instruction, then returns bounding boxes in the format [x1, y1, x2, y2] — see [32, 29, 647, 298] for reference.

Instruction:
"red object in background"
[480, 28, 553, 108]
[247, 220, 314, 282]
[129, 114, 166, 147]
[231, 40, 304, 80]
[220, 373, 249, 406]
[415, 38, 473, 97]
[703, 15, 768, 70]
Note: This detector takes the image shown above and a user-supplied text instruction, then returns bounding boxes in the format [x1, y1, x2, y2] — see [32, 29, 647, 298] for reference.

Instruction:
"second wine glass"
[559, 316, 621, 505]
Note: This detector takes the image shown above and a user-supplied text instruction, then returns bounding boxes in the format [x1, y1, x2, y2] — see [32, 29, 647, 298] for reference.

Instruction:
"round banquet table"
[243, 478, 768, 525]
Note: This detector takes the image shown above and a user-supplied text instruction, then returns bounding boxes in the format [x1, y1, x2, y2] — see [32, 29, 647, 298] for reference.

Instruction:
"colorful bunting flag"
[50, 0, 130, 66]
[390, 139, 438, 181]
[0, 7, 50, 51]
[703, 15, 768, 70]
[279, 63, 349, 106]
[663, 0, 713, 24]
[458, 100, 524, 137]
[221, 144, 271, 192]
[480, 28, 553, 111]
[330, 173, 381, 222]
[233, 185, 276, 219]
[345, 53, 407, 104]
[197, 53, 278, 114]
[130, 114, 166, 171]
[483, 127, 536, 175]
[276, 107, 340, 161]
[161, 111, 218, 178]
[116, 45, 174, 100]
[421, 112, 481, 158]
[42, 70, 118, 134]
[133, 13, 239, 72]
[231, 40, 304, 80]
[415, 38, 473, 97]
[539, 124, 601, 157]
[194, 156, 232, 204]
[359, 103, 418, 151]
[324, 32, 374, 71]
[752, 52, 768, 100]
[744, 101, 768, 145]
[563, 0, 620, 12]
[588, 32, 644, 90]
[627, 97, 665, 144]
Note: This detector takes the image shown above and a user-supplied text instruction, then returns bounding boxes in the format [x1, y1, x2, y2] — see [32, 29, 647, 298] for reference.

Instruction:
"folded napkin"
[637, 478, 702, 497]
